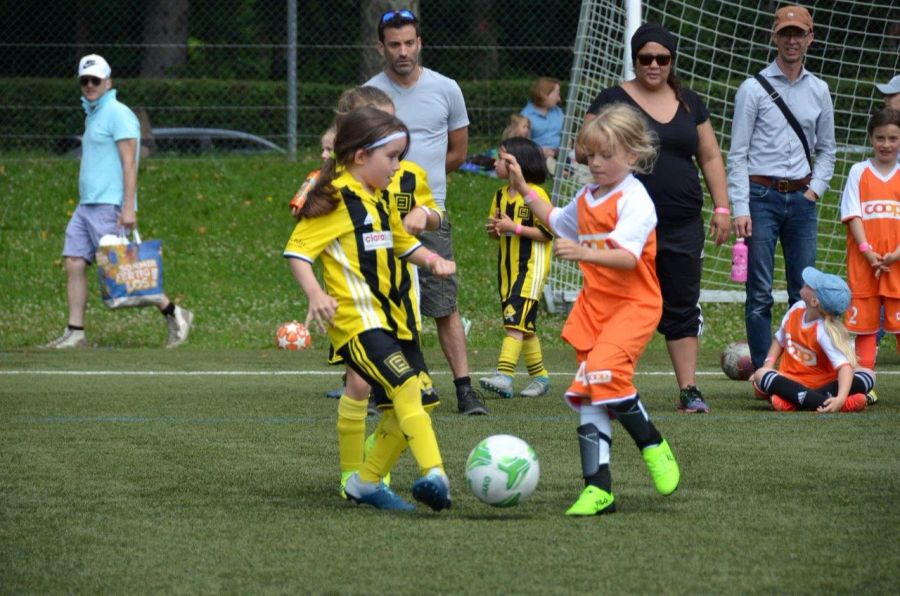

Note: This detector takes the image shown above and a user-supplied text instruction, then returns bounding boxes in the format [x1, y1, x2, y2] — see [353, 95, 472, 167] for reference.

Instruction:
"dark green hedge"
[1, 78, 541, 152]
[1, 75, 877, 153]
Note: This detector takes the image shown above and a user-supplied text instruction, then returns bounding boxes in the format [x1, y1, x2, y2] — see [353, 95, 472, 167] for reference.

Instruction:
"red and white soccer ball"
[721, 340, 753, 380]
[275, 320, 311, 351]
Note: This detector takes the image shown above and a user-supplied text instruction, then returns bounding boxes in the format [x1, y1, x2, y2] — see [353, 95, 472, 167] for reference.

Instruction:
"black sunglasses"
[79, 76, 102, 87]
[636, 54, 672, 67]
[380, 9, 417, 24]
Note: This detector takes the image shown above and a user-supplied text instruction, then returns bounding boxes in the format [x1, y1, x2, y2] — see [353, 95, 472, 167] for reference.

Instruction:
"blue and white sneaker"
[344, 472, 414, 512]
[411, 469, 452, 511]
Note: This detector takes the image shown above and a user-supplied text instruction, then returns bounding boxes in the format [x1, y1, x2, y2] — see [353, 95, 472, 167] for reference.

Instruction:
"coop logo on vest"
[578, 233, 608, 250]
[862, 200, 900, 220]
[784, 336, 817, 366]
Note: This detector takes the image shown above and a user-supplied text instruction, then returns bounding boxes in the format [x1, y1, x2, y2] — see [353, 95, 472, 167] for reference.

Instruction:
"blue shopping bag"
[95, 230, 166, 309]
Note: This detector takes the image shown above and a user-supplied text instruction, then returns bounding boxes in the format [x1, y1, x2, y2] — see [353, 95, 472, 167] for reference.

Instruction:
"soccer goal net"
[544, 0, 899, 312]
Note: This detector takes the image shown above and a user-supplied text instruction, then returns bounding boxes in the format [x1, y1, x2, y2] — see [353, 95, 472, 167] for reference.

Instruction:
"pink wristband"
[714, 207, 730, 215]
[858, 242, 872, 253]
[523, 190, 538, 204]
[763, 356, 775, 365]
[515, 223, 523, 236]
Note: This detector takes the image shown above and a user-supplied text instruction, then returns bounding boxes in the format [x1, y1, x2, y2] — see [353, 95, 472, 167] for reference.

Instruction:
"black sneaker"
[456, 386, 489, 415]
[678, 385, 710, 413]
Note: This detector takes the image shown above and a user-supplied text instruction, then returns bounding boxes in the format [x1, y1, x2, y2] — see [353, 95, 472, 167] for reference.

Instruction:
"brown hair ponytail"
[301, 106, 409, 218]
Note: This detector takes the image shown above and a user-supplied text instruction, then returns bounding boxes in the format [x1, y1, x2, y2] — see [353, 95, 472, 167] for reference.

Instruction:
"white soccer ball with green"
[465, 434, 540, 507]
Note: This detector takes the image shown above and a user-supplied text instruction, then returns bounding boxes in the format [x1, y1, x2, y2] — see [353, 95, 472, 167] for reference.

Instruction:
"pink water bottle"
[731, 238, 748, 282]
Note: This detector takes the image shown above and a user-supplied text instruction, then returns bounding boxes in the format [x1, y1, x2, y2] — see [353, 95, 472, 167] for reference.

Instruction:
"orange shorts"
[846, 296, 900, 334]
[564, 342, 637, 410]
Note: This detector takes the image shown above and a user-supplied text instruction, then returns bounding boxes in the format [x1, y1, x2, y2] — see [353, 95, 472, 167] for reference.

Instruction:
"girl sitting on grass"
[750, 267, 873, 413]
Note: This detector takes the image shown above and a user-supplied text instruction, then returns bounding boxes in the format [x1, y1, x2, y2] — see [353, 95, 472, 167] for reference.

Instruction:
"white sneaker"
[42, 328, 87, 349]
[520, 375, 550, 397]
[165, 306, 194, 348]
[479, 371, 514, 399]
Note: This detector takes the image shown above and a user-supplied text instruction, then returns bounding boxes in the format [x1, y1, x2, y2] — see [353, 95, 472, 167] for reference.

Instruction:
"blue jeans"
[744, 183, 818, 368]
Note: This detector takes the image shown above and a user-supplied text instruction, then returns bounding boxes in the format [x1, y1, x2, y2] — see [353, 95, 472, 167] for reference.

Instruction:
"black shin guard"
[577, 423, 612, 492]
[608, 396, 661, 450]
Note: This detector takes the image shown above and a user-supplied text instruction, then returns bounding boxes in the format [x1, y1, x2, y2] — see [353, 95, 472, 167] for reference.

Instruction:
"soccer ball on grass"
[721, 340, 753, 380]
[275, 321, 311, 350]
[465, 434, 540, 507]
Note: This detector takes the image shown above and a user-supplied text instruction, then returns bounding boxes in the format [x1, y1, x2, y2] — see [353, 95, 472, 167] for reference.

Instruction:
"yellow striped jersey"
[283, 170, 421, 350]
[387, 160, 441, 331]
[488, 183, 553, 300]
[389, 160, 442, 222]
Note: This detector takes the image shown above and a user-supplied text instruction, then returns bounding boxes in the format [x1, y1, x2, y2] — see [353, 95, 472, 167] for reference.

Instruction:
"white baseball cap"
[78, 54, 111, 79]
[875, 75, 900, 96]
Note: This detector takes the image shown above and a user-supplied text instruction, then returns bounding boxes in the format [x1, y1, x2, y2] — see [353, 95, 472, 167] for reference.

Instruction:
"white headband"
[364, 131, 407, 151]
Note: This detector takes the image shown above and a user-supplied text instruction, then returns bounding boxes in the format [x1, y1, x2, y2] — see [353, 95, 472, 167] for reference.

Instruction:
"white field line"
[2, 370, 899, 377]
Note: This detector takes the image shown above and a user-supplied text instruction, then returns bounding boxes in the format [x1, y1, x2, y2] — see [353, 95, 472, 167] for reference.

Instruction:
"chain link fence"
[0, 0, 581, 157]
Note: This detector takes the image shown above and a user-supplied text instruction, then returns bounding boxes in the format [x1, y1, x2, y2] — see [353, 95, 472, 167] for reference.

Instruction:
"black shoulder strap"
[754, 73, 812, 172]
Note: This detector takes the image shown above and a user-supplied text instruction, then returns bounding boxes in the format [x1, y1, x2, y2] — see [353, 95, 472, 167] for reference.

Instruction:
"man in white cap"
[727, 4, 836, 370]
[876, 75, 900, 111]
[43, 54, 193, 349]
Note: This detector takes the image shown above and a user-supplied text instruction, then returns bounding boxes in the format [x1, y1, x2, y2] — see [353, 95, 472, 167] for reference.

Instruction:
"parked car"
[58, 127, 286, 156]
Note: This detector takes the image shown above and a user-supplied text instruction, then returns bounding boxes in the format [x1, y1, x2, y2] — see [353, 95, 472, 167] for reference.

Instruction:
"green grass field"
[2, 155, 899, 592]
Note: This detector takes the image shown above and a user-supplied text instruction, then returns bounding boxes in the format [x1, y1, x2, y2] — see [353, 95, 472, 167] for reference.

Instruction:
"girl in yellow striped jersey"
[284, 106, 452, 511]
[335, 85, 489, 413]
[324, 86, 447, 501]
[481, 137, 554, 399]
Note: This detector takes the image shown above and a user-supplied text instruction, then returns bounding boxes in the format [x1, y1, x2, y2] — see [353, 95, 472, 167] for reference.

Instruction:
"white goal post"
[544, 0, 899, 313]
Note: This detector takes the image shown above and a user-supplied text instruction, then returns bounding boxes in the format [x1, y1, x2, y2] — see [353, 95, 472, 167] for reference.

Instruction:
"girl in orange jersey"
[750, 267, 873, 413]
[502, 103, 680, 517]
[840, 108, 900, 371]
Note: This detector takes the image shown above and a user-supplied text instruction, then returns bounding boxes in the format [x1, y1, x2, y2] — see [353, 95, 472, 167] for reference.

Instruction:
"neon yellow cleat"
[641, 439, 680, 496]
[565, 485, 616, 516]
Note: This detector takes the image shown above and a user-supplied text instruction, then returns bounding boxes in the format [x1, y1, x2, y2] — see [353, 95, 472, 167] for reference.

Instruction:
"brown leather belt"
[749, 175, 812, 193]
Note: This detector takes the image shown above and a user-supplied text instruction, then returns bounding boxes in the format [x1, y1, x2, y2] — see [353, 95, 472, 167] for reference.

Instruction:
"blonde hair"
[336, 85, 394, 116]
[577, 103, 657, 175]
[501, 114, 530, 141]
[822, 315, 858, 368]
[530, 77, 559, 107]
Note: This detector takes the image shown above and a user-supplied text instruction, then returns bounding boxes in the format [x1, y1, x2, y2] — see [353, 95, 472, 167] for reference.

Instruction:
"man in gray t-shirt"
[366, 9, 487, 416]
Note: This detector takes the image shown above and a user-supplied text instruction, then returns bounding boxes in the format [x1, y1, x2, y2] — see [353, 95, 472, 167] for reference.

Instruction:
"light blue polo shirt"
[521, 101, 563, 150]
[79, 89, 140, 207]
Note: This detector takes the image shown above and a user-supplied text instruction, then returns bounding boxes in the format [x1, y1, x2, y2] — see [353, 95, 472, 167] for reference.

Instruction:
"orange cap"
[773, 5, 813, 33]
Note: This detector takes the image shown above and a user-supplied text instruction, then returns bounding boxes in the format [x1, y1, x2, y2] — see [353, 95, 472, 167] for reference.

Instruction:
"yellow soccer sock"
[497, 335, 523, 376]
[523, 335, 548, 378]
[336, 394, 368, 476]
[391, 376, 444, 475]
[361, 410, 407, 483]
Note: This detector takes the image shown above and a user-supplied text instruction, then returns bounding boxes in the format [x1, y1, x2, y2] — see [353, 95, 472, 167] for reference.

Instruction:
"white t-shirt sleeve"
[447, 79, 469, 131]
[606, 181, 657, 259]
[839, 161, 865, 222]
[548, 188, 583, 241]
[816, 324, 850, 369]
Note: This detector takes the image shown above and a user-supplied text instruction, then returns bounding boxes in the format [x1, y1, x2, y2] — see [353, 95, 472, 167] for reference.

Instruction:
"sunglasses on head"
[79, 76, 102, 87]
[381, 8, 417, 24]
[636, 54, 672, 67]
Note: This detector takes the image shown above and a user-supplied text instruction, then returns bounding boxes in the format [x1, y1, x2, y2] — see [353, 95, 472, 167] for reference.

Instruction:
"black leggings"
[757, 369, 875, 410]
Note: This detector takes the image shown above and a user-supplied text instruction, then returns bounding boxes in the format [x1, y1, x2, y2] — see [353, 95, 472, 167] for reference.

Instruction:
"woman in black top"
[582, 22, 730, 413]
